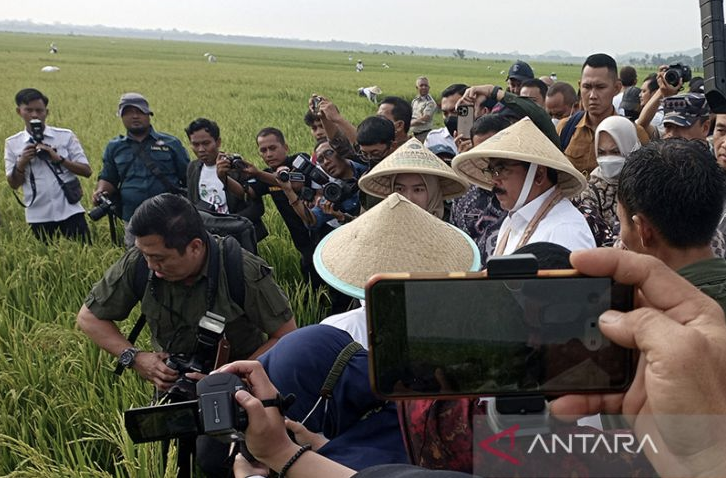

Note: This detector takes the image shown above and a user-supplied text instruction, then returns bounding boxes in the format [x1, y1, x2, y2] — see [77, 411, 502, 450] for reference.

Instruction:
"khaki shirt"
[411, 95, 437, 134]
[85, 238, 293, 360]
[557, 107, 650, 175]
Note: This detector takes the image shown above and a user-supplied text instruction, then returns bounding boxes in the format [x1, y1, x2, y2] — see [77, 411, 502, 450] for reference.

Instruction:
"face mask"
[551, 117, 560, 127]
[444, 115, 458, 136]
[596, 155, 625, 180]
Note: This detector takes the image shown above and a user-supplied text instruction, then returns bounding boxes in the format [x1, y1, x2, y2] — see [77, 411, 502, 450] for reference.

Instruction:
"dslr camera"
[88, 192, 119, 221]
[664, 63, 693, 88]
[124, 372, 249, 444]
[224, 153, 248, 170]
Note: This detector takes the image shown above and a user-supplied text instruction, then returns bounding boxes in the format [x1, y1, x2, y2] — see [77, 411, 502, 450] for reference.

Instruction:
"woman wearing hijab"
[577, 115, 641, 238]
[358, 138, 469, 221]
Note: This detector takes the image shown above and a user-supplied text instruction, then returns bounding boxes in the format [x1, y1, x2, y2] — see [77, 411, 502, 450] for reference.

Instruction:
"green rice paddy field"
[0, 31, 607, 476]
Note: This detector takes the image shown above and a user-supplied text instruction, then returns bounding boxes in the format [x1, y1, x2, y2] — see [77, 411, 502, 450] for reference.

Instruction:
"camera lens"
[664, 69, 680, 88]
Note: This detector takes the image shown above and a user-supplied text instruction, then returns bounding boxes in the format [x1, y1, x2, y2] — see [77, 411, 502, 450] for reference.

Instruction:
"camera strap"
[135, 143, 186, 195]
[11, 165, 37, 208]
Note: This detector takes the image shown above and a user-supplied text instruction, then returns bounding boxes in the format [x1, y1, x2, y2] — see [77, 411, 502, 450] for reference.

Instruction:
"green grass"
[0, 31, 609, 476]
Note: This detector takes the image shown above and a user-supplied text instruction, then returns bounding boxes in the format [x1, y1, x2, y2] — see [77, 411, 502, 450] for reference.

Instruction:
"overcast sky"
[2, 0, 708, 57]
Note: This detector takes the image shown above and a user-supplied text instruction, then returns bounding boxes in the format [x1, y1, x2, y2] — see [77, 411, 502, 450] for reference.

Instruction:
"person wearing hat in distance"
[316, 193, 480, 349]
[453, 117, 595, 257]
[93, 92, 190, 247]
[661, 92, 711, 141]
[357, 137, 469, 221]
[506, 60, 535, 95]
[576, 115, 641, 237]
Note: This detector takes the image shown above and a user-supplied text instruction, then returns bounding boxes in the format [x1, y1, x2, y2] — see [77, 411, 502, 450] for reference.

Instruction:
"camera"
[88, 193, 119, 221]
[323, 180, 358, 206]
[164, 353, 212, 402]
[29, 119, 44, 143]
[664, 63, 693, 88]
[311, 95, 322, 115]
[292, 154, 331, 186]
[225, 153, 247, 169]
[277, 170, 306, 183]
[124, 372, 249, 444]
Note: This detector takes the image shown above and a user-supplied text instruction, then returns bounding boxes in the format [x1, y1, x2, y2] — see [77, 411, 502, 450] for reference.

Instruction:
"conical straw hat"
[452, 117, 587, 197]
[359, 137, 470, 200]
[314, 193, 481, 299]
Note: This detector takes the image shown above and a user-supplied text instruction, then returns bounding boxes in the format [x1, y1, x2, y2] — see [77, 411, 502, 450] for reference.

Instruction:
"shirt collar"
[509, 186, 557, 225]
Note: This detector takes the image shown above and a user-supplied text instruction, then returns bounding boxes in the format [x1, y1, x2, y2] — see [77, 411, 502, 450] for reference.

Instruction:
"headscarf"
[595, 115, 641, 158]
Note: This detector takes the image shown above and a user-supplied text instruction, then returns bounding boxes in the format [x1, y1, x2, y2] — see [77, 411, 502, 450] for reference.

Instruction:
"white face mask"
[551, 117, 560, 127]
[596, 155, 626, 180]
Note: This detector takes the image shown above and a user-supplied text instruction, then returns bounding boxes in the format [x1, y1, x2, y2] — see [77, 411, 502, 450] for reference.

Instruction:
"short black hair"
[470, 114, 511, 139]
[582, 53, 618, 82]
[546, 82, 578, 106]
[256, 127, 286, 145]
[185, 117, 220, 140]
[643, 73, 659, 94]
[619, 66, 638, 87]
[129, 193, 206, 254]
[15, 88, 49, 107]
[441, 83, 468, 98]
[617, 139, 726, 248]
[304, 109, 321, 127]
[520, 79, 548, 101]
[357, 116, 395, 146]
[378, 96, 412, 133]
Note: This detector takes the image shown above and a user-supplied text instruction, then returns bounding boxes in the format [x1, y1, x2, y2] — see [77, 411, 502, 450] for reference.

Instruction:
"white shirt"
[4, 126, 88, 223]
[424, 127, 457, 152]
[320, 302, 368, 349]
[496, 186, 595, 255]
[198, 164, 228, 213]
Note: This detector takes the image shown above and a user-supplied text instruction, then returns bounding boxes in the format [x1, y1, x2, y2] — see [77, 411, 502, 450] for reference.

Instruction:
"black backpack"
[197, 208, 258, 255]
[114, 234, 245, 375]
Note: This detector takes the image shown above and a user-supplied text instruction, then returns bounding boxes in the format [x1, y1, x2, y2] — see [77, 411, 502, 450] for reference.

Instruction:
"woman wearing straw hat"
[453, 117, 596, 256]
[357, 138, 469, 220]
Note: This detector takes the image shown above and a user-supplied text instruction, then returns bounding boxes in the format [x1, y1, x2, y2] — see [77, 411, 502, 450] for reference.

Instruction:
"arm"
[316, 96, 358, 145]
[246, 317, 297, 359]
[636, 68, 680, 138]
[411, 99, 436, 126]
[36, 143, 92, 177]
[171, 138, 191, 186]
[94, 143, 120, 203]
[76, 304, 178, 389]
[6, 143, 36, 189]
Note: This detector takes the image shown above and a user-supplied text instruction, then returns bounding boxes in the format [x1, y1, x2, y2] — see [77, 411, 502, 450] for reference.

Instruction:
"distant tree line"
[627, 52, 703, 70]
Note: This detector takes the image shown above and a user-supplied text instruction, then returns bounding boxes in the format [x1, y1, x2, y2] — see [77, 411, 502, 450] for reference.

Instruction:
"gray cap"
[117, 92, 153, 116]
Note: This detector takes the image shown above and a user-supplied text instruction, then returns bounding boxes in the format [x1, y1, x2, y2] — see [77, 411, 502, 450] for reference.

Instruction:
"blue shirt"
[309, 161, 366, 231]
[99, 128, 189, 221]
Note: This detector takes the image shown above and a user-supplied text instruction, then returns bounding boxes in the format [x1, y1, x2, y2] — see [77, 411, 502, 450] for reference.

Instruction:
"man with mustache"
[453, 116, 595, 256]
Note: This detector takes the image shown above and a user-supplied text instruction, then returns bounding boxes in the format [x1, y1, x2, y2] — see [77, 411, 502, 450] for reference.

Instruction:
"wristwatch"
[118, 347, 139, 369]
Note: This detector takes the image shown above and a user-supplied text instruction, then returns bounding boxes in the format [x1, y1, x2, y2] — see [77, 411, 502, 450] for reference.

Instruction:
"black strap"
[559, 110, 585, 151]
[12, 165, 36, 208]
[135, 143, 185, 195]
[319, 341, 364, 398]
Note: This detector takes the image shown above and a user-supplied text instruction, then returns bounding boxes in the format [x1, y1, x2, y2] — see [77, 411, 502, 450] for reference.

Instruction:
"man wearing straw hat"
[316, 193, 481, 349]
[358, 137, 469, 220]
[453, 117, 595, 257]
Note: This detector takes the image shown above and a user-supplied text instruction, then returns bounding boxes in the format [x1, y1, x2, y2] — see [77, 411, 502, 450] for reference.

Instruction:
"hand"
[275, 166, 294, 191]
[216, 154, 232, 179]
[217, 361, 299, 467]
[132, 351, 178, 391]
[233, 453, 269, 478]
[454, 132, 473, 153]
[656, 64, 681, 96]
[456, 85, 494, 111]
[285, 419, 329, 451]
[18, 144, 36, 169]
[36, 143, 62, 163]
[317, 97, 343, 123]
[550, 248, 726, 477]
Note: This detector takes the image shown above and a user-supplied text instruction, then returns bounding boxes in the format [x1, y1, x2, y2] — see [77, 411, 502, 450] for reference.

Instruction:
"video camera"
[124, 372, 249, 444]
[88, 192, 120, 221]
[664, 63, 693, 88]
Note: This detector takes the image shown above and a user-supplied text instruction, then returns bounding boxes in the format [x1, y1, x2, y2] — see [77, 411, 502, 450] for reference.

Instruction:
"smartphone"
[456, 105, 475, 139]
[365, 272, 635, 399]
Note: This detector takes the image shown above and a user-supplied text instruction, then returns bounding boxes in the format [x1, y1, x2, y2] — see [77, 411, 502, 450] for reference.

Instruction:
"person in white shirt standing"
[453, 117, 595, 257]
[5, 88, 92, 242]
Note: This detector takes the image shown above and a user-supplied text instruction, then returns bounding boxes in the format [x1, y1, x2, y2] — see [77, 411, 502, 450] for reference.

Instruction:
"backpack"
[559, 110, 585, 151]
[197, 207, 258, 255]
[113, 234, 245, 375]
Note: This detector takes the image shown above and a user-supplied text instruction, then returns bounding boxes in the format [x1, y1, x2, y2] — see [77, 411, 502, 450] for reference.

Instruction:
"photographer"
[93, 93, 189, 248]
[76, 193, 296, 391]
[278, 140, 365, 232]
[185, 117, 268, 242]
[5, 88, 92, 242]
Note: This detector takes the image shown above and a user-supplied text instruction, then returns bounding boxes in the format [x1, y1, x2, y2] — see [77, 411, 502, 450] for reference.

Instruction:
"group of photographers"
[7, 50, 726, 477]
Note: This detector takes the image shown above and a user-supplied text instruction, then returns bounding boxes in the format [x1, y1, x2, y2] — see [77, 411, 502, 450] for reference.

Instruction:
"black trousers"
[30, 212, 91, 244]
